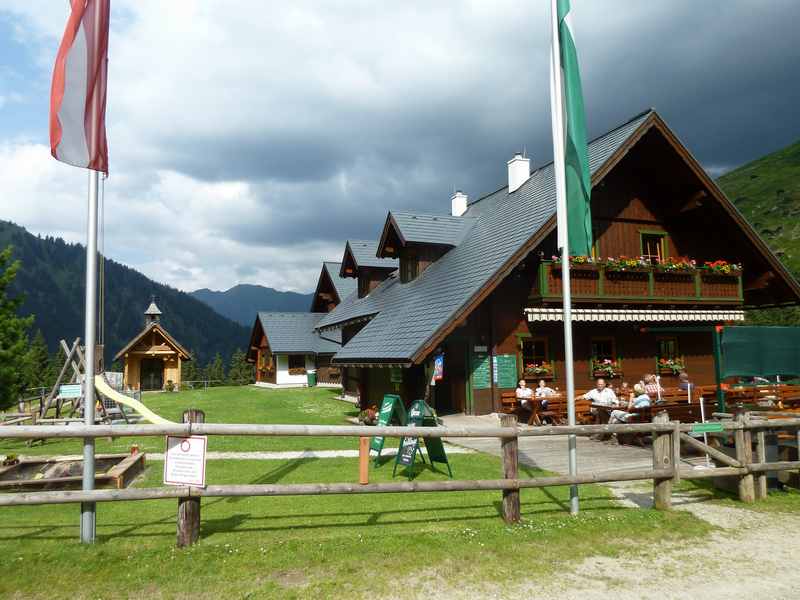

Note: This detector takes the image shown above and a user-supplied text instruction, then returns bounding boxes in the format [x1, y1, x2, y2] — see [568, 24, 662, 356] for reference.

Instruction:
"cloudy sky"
[1, 1, 799, 293]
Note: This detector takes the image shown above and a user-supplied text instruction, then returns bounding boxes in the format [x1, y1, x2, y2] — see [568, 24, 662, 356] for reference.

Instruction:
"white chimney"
[451, 190, 468, 217]
[507, 153, 531, 193]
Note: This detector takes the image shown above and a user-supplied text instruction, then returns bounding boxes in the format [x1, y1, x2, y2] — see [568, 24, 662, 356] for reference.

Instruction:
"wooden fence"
[1, 408, 799, 546]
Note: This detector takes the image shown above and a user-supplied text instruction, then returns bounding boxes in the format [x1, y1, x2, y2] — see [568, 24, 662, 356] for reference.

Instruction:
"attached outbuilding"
[114, 299, 191, 391]
[246, 312, 341, 387]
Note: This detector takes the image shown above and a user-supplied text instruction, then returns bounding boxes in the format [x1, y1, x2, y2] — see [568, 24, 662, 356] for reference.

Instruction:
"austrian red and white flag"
[49, 0, 110, 174]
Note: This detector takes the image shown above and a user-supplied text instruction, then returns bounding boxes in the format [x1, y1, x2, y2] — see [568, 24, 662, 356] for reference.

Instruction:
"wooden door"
[140, 358, 163, 391]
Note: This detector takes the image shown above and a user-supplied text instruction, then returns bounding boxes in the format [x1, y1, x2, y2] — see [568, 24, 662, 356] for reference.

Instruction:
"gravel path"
[392, 483, 800, 600]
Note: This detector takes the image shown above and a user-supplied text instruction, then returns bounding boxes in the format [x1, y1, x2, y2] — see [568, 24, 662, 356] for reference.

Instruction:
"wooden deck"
[440, 413, 703, 475]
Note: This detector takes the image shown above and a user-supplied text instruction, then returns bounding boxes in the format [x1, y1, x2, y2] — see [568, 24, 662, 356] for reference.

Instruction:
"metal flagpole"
[81, 168, 100, 543]
[550, 0, 579, 515]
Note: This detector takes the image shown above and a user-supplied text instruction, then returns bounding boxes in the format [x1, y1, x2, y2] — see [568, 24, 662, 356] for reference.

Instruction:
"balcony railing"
[532, 261, 743, 304]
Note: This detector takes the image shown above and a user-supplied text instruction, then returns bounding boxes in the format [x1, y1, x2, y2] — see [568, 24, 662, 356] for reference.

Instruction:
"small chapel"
[114, 298, 191, 391]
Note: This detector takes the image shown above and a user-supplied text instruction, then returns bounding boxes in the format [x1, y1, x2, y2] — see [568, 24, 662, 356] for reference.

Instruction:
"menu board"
[470, 353, 491, 390]
[392, 400, 452, 478]
[370, 394, 406, 462]
[493, 354, 518, 389]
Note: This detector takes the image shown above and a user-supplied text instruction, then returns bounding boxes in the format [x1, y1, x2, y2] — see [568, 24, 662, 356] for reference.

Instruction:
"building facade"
[313, 110, 800, 414]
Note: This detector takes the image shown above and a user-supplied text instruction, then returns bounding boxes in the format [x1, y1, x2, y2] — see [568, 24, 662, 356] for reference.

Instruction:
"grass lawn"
[0, 454, 712, 599]
[1, 386, 363, 457]
[0, 385, 717, 598]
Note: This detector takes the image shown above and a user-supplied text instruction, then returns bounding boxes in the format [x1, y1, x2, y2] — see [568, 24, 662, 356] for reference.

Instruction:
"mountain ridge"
[0, 220, 249, 366]
[190, 283, 312, 326]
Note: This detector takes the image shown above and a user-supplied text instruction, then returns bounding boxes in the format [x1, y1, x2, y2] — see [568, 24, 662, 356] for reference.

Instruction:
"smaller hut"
[114, 298, 191, 391]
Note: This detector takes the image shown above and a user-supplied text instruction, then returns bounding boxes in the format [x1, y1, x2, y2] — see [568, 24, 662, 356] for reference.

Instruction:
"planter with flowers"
[653, 257, 696, 296]
[657, 357, 685, 375]
[701, 260, 742, 277]
[603, 256, 650, 296]
[523, 361, 554, 380]
[700, 260, 743, 298]
[590, 357, 623, 379]
[288, 367, 307, 376]
[548, 256, 599, 295]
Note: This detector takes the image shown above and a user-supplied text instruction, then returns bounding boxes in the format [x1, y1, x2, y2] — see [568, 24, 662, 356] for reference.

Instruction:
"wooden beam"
[678, 190, 708, 213]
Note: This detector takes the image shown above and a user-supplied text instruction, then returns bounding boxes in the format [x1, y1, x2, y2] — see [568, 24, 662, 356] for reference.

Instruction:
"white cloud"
[1, 0, 800, 293]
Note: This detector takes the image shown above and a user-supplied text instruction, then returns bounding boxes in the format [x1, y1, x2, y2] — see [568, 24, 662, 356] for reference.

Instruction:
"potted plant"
[702, 260, 742, 276]
[551, 255, 599, 270]
[604, 256, 650, 273]
[523, 361, 554, 379]
[358, 406, 378, 425]
[591, 357, 622, 378]
[657, 357, 685, 375]
[654, 257, 697, 274]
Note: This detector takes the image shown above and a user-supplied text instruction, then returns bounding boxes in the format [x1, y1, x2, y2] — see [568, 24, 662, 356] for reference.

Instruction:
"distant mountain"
[718, 138, 800, 276]
[0, 220, 249, 366]
[191, 284, 313, 326]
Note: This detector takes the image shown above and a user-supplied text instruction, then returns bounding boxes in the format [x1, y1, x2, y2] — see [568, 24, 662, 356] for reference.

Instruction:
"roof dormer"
[377, 211, 477, 283]
[339, 240, 398, 298]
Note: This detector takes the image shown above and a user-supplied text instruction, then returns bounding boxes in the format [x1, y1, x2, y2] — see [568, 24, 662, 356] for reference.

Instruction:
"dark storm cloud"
[4, 0, 799, 292]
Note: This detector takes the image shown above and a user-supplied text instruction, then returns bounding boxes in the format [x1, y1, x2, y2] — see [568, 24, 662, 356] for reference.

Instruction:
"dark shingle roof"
[319, 110, 653, 362]
[323, 261, 356, 302]
[258, 312, 341, 355]
[345, 240, 398, 270]
[388, 212, 477, 247]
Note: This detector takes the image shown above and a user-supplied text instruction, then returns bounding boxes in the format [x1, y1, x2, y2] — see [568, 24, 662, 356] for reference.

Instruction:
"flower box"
[657, 358, 685, 375]
[288, 367, 307, 376]
[590, 358, 622, 379]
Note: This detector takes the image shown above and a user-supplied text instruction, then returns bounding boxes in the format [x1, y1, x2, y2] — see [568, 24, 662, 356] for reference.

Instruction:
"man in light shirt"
[582, 378, 618, 407]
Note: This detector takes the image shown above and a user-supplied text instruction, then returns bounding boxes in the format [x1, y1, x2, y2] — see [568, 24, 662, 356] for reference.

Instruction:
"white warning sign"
[163, 435, 207, 488]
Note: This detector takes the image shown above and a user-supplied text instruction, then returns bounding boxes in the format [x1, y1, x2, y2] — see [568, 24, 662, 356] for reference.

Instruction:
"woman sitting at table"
[515, 379, 534, 412]
[609, 383, 651, 424]
[535, 379, 555, 409]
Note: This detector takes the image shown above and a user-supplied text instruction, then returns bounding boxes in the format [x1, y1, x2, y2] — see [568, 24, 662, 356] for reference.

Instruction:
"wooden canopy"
[113, 322, 191, 362]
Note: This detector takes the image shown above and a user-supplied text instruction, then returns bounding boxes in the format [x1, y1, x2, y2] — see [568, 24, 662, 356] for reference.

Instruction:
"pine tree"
[227, 348, 254, 386]
[182, 350, 200, 383]
[205, 353, 226, 386]
[23, 329, 50, 390]
[0, 246, 35, 408]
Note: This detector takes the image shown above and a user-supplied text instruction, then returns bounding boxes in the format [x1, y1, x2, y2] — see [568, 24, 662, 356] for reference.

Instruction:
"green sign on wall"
[493, 354, 518, 389]
[470, 353, 491, 390]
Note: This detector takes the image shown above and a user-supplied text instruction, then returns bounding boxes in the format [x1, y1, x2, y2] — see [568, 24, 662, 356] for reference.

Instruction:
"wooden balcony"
[532, 261, 743, 305]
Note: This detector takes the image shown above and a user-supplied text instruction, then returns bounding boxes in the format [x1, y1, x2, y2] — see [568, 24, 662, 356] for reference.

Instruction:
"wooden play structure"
[1, 335, 173, 429]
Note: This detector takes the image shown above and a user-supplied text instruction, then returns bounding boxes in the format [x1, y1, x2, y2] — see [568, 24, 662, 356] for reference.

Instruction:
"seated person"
[609, 383, 651, 424]
[677, 371, 692, 391]
[515, 379, 534, 411]
[535, 379, 555, 409]
[582, 378, 619, 407]
[643, 374, 664, 399]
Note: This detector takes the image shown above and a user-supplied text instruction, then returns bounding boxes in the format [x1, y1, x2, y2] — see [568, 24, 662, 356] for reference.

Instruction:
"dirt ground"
[397, 483, 800, 600]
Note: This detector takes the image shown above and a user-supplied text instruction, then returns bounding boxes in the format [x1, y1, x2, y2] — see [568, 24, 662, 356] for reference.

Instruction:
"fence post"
[652, 411, 672, 510]
[177, 408, 205, 547]
[734, 407, 755, 503]
[499, 413, 520, 524]
[754, 427, 768, 500]
[358, 436, 369, 485]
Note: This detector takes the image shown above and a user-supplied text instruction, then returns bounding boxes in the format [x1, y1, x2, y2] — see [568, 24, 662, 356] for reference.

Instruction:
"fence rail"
[1, 408, 799, 546]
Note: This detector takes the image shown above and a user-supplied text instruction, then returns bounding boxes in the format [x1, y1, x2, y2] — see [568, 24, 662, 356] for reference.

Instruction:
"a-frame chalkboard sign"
[392, 400, 452, 479]
[370, 394, 407, 464]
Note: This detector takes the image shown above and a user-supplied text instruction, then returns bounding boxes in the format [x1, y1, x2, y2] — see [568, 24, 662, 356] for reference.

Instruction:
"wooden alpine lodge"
[247, 109, 800, 413]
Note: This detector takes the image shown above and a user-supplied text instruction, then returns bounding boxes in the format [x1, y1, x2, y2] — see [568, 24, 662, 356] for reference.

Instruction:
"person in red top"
[643, 374, 663, 399]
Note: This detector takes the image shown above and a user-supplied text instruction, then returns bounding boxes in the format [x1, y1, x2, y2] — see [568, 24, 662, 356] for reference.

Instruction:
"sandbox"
[0, 452, 146, 492]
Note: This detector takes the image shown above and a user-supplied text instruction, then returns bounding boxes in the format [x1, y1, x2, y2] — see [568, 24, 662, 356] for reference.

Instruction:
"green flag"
[556, 0, 592, 256]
